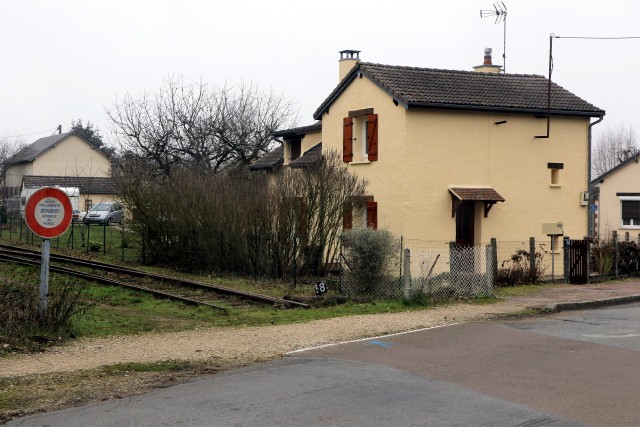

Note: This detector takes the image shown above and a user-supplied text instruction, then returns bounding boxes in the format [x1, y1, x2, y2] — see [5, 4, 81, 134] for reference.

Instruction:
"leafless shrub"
[115, 150, 368, 277]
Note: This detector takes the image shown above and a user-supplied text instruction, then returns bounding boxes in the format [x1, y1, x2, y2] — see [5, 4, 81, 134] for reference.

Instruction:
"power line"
[555, 36, 640, 40]
[1, 127, 58, 139]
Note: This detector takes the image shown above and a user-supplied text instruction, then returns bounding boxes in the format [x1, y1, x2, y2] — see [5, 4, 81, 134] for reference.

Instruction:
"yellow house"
[264, 49, 605, 249]
[592, 153, 640, 240]
[3, 131, 112, 199]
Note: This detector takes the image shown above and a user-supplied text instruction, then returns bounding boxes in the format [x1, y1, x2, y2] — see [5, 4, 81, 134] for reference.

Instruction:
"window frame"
[620, 196, 640, 229]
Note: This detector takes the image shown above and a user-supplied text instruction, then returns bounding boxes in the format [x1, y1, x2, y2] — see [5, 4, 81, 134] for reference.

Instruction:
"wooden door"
[456, 202, 475, 246]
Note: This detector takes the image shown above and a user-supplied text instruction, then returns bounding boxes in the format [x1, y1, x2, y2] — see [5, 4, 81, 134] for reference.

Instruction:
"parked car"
[72, 210, 86, 223]
[83, 202, 124, 225]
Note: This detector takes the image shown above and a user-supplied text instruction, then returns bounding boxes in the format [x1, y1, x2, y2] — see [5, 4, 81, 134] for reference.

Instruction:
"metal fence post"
[103, 223, 106, 255]
[292, 233, 297, 287]
[121, 218, 125, 261]
[625, 232, 630, 242]
[399, 235, 403, 283]
[490, 238, 498, 286]
[563, 236, 570, 284]
[86, 223, 90, 254]
[449, 241, 456, 273]
[613, 230, 619, 278]
[485, 244, 493, 296]
[529, 237, 536, 273]
[403, 248, 411, 300]
[219, 230, 224, 272]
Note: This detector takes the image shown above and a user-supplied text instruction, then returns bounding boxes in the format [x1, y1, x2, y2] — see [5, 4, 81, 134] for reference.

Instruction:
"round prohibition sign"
[25, 187, 73, 238]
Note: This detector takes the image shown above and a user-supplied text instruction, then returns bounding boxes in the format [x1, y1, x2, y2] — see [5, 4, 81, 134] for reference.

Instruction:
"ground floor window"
[621, 198, 640, 227]
[343, 198, 377, 230]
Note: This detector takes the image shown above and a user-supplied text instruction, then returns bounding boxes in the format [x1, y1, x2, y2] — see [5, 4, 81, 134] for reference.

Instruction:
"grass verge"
[0, 358, 256, 424]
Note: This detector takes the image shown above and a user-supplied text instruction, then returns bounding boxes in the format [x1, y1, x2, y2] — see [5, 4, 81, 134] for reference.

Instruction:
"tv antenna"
[480, 2, 508, 73]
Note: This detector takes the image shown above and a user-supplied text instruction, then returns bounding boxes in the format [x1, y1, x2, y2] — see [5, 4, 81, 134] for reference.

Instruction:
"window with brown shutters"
[366, 201, 377, 230]
[343, 117, 353, 163]
[343, 202, 353, 230]
[366, 114, 378, 161]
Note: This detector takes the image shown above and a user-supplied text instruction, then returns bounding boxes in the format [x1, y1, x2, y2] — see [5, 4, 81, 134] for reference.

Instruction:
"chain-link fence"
[339, 237, 493, 300]
[0, 212, 139, 262]
[402, 240, 493, 300]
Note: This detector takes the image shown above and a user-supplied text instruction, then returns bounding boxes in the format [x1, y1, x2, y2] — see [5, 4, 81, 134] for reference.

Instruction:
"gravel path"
[0, 300, 530, 378]
[4, 281, 640, 379]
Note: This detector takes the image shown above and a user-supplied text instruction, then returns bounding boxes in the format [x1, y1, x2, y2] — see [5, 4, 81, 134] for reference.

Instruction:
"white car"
[73, 210, 86, 223]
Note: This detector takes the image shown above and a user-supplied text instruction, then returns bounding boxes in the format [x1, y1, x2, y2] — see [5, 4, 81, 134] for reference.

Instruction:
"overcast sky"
[2, 0, 639, 146]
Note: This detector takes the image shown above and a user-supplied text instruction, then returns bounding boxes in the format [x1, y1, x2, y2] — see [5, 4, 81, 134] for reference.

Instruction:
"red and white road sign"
[25, 187, 73, 238]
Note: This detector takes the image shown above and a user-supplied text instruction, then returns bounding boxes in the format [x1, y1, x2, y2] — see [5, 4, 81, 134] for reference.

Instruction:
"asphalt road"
[8, 303, 640, 427]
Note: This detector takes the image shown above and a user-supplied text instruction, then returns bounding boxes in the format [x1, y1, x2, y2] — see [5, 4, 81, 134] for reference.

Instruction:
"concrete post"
[403, 248, 411, 299]
[490, 238, 498, 286]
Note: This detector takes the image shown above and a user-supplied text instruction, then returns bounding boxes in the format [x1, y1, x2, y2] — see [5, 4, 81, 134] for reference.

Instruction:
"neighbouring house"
[591, 152, 640, 240]
[256, 49, 605, 248]
[3, 131, 112, 203]
[249, 122, 322, 172]
[22, 175, 118, 212]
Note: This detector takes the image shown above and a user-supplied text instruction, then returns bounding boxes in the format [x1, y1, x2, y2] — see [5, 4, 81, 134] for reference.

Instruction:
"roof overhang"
[449, 187, 505, 218]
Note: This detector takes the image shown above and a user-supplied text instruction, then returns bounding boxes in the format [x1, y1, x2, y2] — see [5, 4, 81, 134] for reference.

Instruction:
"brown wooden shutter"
[366, 114, 378, 161]
[343, 203, 352, 230]
[343, 117, 353, 162]
[366, 201, 377, 230]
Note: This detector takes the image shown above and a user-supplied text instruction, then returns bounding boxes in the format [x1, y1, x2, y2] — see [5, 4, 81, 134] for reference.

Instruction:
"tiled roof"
[249, 146, 283, 171]
[5, 132, 73, 165]
[314, 62, 605, 120]
[273, 122, 322, 138]
[22, 175, 118, 194]
[449, 187, 505, 202]
[290, 143, 322, 169]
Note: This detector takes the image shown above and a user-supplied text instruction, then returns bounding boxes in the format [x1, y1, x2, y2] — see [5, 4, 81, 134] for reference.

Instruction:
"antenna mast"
[480, 2, 508, 73]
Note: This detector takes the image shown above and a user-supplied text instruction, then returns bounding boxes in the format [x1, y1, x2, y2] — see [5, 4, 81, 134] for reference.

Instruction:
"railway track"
[0, 244, 309, 311]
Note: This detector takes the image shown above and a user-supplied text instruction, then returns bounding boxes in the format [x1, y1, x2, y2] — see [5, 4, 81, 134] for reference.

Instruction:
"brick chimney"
[473, 48, 502, 73]
[339, 50, 361, 81]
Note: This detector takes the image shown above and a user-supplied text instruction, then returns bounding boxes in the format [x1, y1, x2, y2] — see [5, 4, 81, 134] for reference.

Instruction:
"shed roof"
[249, 146, 284, 171]
[22, 175, 118, 195]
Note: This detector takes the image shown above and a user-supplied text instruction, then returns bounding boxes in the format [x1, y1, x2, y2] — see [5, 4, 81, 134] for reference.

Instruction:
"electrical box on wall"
[542, 222, 563, 235]
[580, 191, 588, 206]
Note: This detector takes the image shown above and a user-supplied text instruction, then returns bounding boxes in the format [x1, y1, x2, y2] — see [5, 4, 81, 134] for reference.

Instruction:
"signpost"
[24, 187, 73, 319]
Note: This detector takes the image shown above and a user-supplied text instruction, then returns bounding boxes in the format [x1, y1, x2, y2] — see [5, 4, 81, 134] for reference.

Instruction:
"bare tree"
[107, 76, 297, 176]
[0, 137, 26, 199]
[592, 124, 639, 178]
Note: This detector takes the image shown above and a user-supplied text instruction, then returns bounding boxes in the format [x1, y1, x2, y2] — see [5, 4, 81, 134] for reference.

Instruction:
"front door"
[456, 202, 475, 246]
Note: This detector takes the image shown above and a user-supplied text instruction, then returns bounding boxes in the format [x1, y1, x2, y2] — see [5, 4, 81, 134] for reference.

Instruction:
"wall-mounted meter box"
[542, 222, 563, 235]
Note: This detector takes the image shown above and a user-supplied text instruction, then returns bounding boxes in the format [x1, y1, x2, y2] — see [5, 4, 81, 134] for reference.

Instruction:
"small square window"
[548, 162, 563, 186]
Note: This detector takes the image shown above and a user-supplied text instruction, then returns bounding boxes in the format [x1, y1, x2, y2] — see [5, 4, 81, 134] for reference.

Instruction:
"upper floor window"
[343, 110, 378, 163]
[289, 139, 301, 162]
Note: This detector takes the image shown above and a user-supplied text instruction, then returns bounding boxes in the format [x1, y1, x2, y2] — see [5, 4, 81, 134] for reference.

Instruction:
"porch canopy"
[449, 187, 505, 218]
